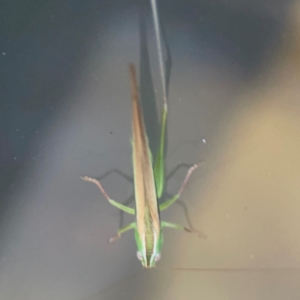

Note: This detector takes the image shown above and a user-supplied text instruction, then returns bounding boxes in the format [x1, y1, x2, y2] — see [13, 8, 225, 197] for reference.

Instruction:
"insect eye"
[136, 251, 143, 261]
[155, 253, 161, 262]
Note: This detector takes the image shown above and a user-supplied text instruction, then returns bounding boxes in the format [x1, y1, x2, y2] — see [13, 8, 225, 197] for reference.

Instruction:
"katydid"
[81, 64, 200, 268]
[78, 5, 299, 297]
[81, 0, 200, 268]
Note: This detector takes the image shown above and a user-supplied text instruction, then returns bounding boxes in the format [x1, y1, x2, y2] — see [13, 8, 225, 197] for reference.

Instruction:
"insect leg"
[109, 222, 136, 242]
[159, 162, 201, 211]
[161, 221, 191, 231]
[161, 221, 203, 237]
[81, 176, 135, 214]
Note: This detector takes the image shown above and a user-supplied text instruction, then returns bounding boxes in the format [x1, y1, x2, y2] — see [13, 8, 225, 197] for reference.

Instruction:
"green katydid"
[81, 0, 201, 268]
[81, 64, 201, 268]
[79, 85, 298, 298]
[78, 4, 299, 297]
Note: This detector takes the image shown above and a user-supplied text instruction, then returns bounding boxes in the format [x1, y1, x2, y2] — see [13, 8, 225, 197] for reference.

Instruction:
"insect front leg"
[161, 221, 192, 231]
[159, 162, 201, 211]
[161, 221, 205, 237]
[81, 176, 135, 214]
[109, 222, 136, 242]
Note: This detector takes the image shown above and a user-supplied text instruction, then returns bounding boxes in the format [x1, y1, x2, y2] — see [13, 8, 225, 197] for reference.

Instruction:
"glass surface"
[1, 1, 300, 299]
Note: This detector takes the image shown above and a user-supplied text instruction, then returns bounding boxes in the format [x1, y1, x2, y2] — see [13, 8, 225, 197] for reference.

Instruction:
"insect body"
[81, 64, 200, 267]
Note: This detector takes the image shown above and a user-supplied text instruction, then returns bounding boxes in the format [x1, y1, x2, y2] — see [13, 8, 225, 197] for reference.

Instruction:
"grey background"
[1, 0, 300, 299]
